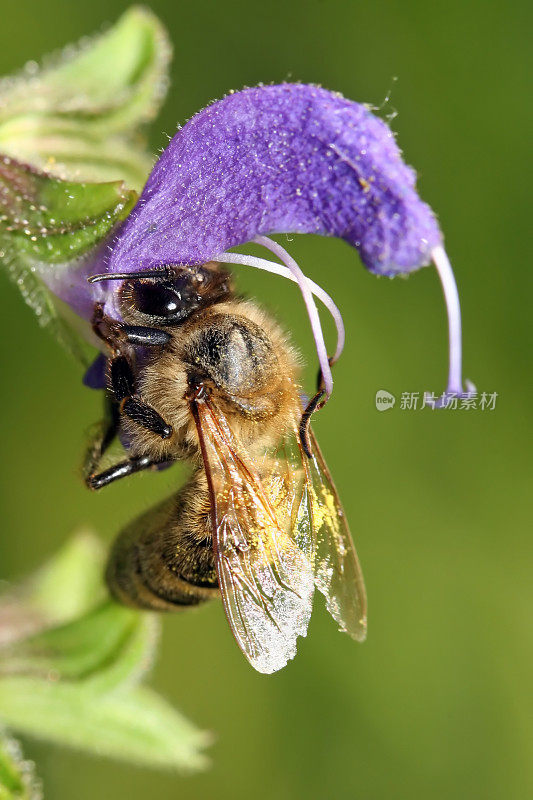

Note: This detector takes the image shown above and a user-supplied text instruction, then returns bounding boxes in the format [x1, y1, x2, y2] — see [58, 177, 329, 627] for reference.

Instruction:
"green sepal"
[0, 601, 158, 691]
[0, 6, 171, 188]
[0, 730, 41, 800]
[0, 531, 106, 647]
[21, 530, 107, 626]
[0, 156, 136, 263]
[0, 156, 136, 362]
[0, 536, 210, 773]
[0, 680, 210, 773]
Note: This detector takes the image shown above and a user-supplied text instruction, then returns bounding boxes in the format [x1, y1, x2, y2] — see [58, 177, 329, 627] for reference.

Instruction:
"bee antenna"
[88, 267, 178, 284]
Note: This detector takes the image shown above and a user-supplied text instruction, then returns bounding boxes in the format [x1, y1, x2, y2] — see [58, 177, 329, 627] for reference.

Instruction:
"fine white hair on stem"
[216, 250, 345, 364]
[431, 244, 471, 396]
[216, 235, 336, 397]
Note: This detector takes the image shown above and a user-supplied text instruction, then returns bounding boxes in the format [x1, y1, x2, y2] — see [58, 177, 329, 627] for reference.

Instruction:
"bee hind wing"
[305, 431, 368, 642]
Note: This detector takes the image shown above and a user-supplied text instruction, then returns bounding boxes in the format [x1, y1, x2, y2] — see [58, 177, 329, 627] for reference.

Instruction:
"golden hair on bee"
[119, 296, 303, 463]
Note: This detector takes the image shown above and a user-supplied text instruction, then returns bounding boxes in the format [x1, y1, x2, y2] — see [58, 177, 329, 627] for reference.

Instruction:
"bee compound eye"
[132, 281, 192, 322]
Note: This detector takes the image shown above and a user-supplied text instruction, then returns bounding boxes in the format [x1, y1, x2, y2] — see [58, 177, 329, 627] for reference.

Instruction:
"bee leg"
[121, 325, 171, 347]
[299, 389, 326, 458]
[87, 453, 171, 490]
[299, 358, 334, 457]
[92, 305, 170, 349]
[91, 306, 172, 438]
[83, 394, 120, 479]
[110, 355, 173, 440]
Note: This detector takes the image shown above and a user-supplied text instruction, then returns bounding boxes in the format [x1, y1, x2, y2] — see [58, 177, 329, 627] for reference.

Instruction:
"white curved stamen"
[431, 244, 468, 395]
[216, 250, 345, 364]
[218, 239, 470, 408]
[255, 235, 333, 397]
[217, 235, 335, 397]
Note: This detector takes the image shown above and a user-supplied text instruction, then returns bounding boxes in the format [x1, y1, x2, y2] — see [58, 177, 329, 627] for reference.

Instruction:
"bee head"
[114, 263, 232, 326]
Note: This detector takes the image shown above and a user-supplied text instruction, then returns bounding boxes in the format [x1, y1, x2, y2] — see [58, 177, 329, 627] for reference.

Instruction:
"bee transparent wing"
[264, 424, 367, 642]
[304, 430, 367, 641]
[192, 398, 315, 675]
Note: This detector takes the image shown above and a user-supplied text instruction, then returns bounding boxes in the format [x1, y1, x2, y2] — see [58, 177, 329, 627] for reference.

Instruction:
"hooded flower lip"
[107, 83, 442, 277]
[100, 82, 468, 402]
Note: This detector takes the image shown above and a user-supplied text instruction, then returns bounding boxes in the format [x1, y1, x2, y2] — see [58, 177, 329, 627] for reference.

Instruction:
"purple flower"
[108, 83, 442, 276]
[71, 84, 470, 399]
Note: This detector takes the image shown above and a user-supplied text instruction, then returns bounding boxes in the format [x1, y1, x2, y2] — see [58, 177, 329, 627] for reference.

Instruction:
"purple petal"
[107, 83, 442, 277]
[82, 352, 107, 390]
[37, 243, 111, 323]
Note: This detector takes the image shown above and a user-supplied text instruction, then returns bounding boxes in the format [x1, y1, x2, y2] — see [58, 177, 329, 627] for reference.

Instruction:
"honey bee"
[86, 262, 367, 673]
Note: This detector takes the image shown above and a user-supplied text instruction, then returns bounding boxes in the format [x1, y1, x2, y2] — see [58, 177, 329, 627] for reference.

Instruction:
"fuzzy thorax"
[119, 298, 302, 463]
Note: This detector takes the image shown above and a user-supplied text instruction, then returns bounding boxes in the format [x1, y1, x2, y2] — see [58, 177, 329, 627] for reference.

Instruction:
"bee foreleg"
[121, 325, 171, 347]
[109, 355, 173, 440]
[92, 303, 170, 350]
[83, 394, 120, 479]
[86, 453, 172, 491]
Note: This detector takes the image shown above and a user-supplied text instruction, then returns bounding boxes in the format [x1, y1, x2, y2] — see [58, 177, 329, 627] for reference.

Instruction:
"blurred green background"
[0, 0, 531, 798]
